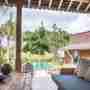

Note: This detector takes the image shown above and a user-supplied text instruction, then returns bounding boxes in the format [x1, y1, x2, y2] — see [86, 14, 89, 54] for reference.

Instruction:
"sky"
[0, 7, 90, 34]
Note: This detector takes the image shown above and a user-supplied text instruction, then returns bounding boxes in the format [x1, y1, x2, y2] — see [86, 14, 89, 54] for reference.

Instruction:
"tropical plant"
[1, 64, 12, 75]
[23, 22, 49, 55]
[0, 48, 7, 64]
[0, 12, 16, 64]
[48, 24, 71, 62]
[23, 23, 71, 64]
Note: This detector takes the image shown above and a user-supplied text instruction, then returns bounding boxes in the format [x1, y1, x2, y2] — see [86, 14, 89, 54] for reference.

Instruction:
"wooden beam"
[71, 0, 89, 3]
[49, 0, 53, 8]
[16, 0, 23, 73]
[76, 2, 82, 11]
[38, 0, 42, 8]
[5, 0, 8, 5]
[58, 0, 63, 9]
[67, 1, 73, 11]
[84, 3, 90, 12]
[28, 0, 31, 8]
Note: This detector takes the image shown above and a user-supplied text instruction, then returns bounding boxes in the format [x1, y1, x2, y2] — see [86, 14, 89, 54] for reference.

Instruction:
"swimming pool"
[52, 75, 90, 90]
[32, 62, 55, 70]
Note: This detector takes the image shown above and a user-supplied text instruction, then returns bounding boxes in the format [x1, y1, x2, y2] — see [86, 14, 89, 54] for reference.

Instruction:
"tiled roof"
[72, 31, 90, 44]
[67, 31, 90, 49]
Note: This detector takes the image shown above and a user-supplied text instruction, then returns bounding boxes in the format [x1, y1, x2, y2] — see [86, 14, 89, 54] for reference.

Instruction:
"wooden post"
[16, 0, 23, 72]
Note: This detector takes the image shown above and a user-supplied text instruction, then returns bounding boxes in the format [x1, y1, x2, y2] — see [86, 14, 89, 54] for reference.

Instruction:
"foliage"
[0, 13, 16, 37]
[46, 24, 71, 62]
[0, 12, 16, 64]
[48, 24, 71, 49]
[22, 52, 32, 64]
[1, 64, 12, 75]
[23, 22, 49, 54]
[23, 22, 71, 65]
[23, 23, 71, 56]
[0, 48, 7, 64]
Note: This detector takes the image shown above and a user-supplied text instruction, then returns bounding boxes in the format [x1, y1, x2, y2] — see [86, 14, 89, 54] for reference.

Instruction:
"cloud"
[67, 14, 90, 34]
[0, 8, 90, 34]
[22, 8, 78, 32]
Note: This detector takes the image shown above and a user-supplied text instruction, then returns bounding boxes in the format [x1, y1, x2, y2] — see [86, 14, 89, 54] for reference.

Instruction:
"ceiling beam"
[58, 0, 63, 9]
[71, 0, 89, 3]
[16, 0, 23, 6]
[49, 0, 53, 8]
[76, 1, 82, 11]
[27, 0, 31, 8]
[67, 1, 73, 11]
[38, 0, 42, 8]
[84, 3, 90, 12]
[5, 0, 8, 5]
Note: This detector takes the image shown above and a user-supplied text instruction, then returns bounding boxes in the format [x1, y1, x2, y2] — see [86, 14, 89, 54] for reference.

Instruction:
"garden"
[0, 13, 71, 71]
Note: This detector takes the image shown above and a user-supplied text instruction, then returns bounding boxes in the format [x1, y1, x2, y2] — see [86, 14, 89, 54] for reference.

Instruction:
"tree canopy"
[23, 22, 71, 55]
[23, 22, 49, 54]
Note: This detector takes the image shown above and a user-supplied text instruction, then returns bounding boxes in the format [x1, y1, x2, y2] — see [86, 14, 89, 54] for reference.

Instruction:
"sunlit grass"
[22, 52, 76, 70]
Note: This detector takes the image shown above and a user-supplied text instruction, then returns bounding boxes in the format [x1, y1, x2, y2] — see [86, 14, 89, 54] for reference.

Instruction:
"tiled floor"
[0, 71, 57, 90]
[0, 73, 32, 90]
[32, 71, 57, 90]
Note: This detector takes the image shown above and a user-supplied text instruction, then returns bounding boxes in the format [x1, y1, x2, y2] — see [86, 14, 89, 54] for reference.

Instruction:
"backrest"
[23, 64, 33, 73]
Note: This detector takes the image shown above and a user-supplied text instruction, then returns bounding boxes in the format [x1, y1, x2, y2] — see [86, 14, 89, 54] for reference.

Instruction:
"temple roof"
[67, 31, 90, 50]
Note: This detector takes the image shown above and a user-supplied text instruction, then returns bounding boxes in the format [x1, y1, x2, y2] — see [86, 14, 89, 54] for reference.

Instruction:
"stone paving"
[32, 70, 57, 90]
[0, 71, 57, 90]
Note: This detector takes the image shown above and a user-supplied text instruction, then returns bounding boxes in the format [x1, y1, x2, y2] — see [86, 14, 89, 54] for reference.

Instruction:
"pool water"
[32, 62, 54, 70]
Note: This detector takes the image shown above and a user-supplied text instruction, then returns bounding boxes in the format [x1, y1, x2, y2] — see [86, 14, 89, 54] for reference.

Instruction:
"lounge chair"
[0, 73, 7, 81]
[23, 63, 33, 77]
[0, 64, 12, 82]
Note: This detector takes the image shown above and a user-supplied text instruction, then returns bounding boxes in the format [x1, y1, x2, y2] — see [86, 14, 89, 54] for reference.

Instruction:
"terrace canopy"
[0, 0, 90, 72]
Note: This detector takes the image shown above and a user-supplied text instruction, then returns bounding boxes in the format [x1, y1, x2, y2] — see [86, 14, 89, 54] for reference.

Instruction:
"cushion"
[23, 64, 33, 73]
[0, 74, 7, 81]
[77, 60, 89, 77]
[84, 67, 90, 81]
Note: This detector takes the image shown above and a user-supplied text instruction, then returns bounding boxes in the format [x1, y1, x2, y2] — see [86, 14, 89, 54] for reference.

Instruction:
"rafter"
[38, 0, 42, 8]
[0, 0, 90, 13]
[76, 2, 82, 11]
[49, 0, 53, 8]
[5, 0, 8, 5]
[58, 0, 63, 9]
[27, 0, 31, 8]
[71, 0, 89, 3]
[84, 3, 90, 12]
[67, 1, 73, 11]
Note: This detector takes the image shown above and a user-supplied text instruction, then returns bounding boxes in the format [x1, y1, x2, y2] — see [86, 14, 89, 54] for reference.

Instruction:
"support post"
[16, 0, 23, 72]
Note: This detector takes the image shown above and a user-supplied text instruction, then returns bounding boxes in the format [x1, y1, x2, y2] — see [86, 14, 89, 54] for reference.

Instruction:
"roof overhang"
[65, 42, 90, 50]
[0, 0, 90, 13]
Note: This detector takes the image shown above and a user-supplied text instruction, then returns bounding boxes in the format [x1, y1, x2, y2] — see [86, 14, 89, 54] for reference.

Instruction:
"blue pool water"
[32, 62, 54, 70]
[52, 75, 90, 90]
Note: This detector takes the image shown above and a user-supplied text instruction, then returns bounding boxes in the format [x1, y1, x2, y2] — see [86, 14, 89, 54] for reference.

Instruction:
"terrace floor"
[32, 70, 57, 90]
[0, 73, 32, 90]
[0, 71, 57, 90]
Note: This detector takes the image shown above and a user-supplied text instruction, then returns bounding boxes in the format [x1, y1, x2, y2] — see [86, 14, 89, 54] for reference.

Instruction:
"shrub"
[1, 64, 12, 75]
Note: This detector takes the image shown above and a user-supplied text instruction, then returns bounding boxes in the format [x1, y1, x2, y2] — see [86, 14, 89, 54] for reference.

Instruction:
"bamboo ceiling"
[0, 0, 90, 13]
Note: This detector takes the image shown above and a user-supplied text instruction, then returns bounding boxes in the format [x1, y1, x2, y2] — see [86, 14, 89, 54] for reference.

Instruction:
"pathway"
[32, 70, 57, 90]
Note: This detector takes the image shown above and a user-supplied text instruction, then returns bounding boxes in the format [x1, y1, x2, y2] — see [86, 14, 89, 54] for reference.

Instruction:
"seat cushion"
[0, 74, 7, 81]
[77, 60, 89, 77]
[84, 67, 90, 81]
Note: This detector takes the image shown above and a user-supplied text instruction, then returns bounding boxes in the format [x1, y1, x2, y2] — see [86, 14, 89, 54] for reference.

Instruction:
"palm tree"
[6, 12, 16, 63]
[0, 12, 16, 63]
[0, 24, 8, 64]
[48, 24, 71, 63]
[23, 22, 49, 55]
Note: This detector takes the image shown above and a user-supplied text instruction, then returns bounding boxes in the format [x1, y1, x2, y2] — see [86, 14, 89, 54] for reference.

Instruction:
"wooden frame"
[0, 0, 90, 72]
